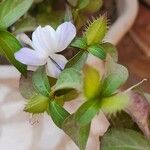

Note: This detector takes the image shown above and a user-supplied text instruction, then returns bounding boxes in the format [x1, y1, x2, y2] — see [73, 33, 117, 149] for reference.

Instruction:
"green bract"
[84, 15, 108, 45]
[83, 65, 101, 100]
[24, 94, 49, 113]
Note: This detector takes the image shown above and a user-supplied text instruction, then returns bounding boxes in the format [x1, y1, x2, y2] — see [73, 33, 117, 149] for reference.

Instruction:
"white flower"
[15, 22, 76, 78]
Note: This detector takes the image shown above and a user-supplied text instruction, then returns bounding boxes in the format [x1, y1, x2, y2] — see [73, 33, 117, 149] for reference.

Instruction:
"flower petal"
[15, 48, 47, 66]
[46, 58, 61, 78]
[56, 22, 76, 52]
[32, 26, 58, 55]
[51, 54, 68, 70]
[16, 33, 33, 48]
[27, 66, 38, 71]
[46, 54, 67, 78]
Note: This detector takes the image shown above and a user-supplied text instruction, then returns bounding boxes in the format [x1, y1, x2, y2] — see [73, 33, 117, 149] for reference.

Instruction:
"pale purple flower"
[15, 22, 76, 78]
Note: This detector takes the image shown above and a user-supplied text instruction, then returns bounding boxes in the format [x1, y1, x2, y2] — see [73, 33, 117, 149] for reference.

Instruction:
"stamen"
[49, 56, 63, 71]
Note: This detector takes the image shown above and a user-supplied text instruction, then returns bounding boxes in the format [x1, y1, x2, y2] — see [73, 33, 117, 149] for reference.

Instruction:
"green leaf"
[24, 94, 49, 114]
[48, 101, 70, 128]
[75, 100, 100, 126]
[101, 58, 129, 97]
[83, 0, 103, 13]
[62, 114, 91, 150]
[54, 68, 83, 93]
[101, 128, 150, 150]
[85, 15, 108, 45]
[0, 30, 27, 75]
[78, 0, 90, 10]
[19, 72, 37, 99]
[87, 44, 106, 60]
[13, 15, 37, 34]
[83, 65, 101, 100]
[0, 0, 33, 29]
[32, 67, 51, 97]
[100, 42, 118, 62]
[71, 37, 87, 49]
[65, 51, 88, 71]
[100, 93, 129, 114]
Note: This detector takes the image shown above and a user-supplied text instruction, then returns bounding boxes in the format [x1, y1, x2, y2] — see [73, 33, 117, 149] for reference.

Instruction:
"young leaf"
[32, 67, 51, 97]
[101, 60, 129, 97]
[48, 101, 70, 128]
[84, 15, 108, 45]
[101, 128, 150, 150]
[0, 0, 33, 29]
[100, 93, 129, 115]
[77, 0, 90, 10]
[54, 68, 83, 93]
[83, 65, 101, 100]
[24, 94, 49, 114]
[19, 72, 37, 99]
[65, 51, 88, 71]
[75, 100, 100, 126]
[71, 37, 87, 49]
[62, 114, 91, 150]
[0, 30, 27, 75]
[82, 0, 103, 13]
[87, 44, 106, 60]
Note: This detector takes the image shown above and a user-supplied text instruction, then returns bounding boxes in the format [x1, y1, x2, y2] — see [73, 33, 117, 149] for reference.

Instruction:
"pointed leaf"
[75, 100, 100, 126]
[54, 68, 83, 93]
[71, 37, 87, 49]
[0, 30, 27, 75]
[101, 128, 150, 150]
[101, 58, 129, 97]
[0, 0, 33, 29]
[48, 101, 70, 128]
[62, 114, 91, 150]
[65, 51, 88, 71]
[87, 44, 106, 60]
[32, 67, 51, 97]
